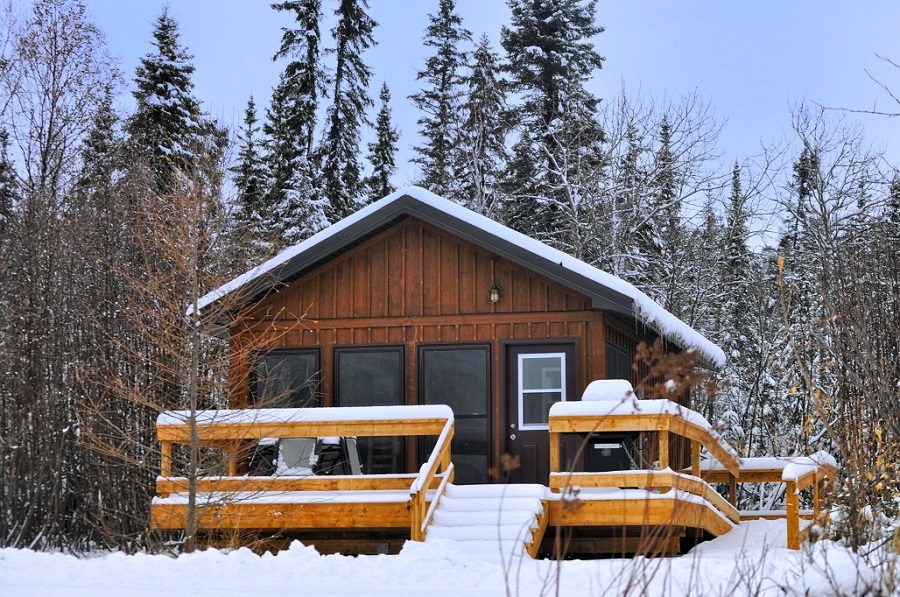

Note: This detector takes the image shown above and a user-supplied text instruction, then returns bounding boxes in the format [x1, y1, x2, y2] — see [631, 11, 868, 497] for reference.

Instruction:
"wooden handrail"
[157, 418, 450, 443]
[549, 470, 741, 525]
[421, 463, 454, 536]
[548, 408, 741, 476]
[156, 473, 448, 496]
[786, 463, 835, 549]
[409, 417, 454, 541]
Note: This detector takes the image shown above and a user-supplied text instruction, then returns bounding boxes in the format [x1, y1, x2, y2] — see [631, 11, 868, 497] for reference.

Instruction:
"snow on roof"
[157, 404, 454, 427]
[195, 186, 725, 368]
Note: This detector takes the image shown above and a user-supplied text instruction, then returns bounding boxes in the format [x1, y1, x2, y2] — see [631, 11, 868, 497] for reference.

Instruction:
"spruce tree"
[127, 9, 203, 192]
[0, 127, 16, 230]
[722, 162, 750, 298]
[232, 97, 268, 234]
[76, 90, 118, 207]
[500, 128, 542, 235]
[887, 173, 900, 232]
[365, 83, 399, 202]
[500, 0, 604, 234]
[501, 0, 604, 136]
[319, 0, 376, 222]
[634, 119, 675, 299]
[410, 0, 471, 196]
[266, 0, 326, 243]
[456, 35, 506, 215]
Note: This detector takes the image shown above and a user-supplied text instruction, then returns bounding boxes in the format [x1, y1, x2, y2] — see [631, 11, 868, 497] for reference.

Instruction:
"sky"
[82, 0, 900, 188]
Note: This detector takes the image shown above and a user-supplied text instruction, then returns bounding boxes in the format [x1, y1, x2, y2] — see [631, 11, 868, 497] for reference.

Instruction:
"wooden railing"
[681, 453, 837, 550]
[546, 400, 743, 538]
[783, 455, 836, 549]
[154, 405, 454, 537]
[409, 416, 454, 541]
[547, 399, 742, 478]
[549, 470, 741, 525]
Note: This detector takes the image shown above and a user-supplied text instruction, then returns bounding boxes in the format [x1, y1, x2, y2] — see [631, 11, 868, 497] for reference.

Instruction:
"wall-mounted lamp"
[489, 283, 503, 304]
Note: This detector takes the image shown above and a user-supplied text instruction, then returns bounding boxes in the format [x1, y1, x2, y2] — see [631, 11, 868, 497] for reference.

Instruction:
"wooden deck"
[150, 403, 837, 556]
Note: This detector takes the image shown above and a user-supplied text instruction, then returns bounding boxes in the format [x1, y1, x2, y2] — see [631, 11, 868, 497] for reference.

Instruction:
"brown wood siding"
[228, 217, 610, 474]
[226, 216, 700, 475]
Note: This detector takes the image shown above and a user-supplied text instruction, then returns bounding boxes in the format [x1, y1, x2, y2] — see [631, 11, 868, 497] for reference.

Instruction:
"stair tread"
[432, 510, 537, 527]
[427, 524, 535, 543]
[437, 496, 543, 513]
[444, 483, 548, 499]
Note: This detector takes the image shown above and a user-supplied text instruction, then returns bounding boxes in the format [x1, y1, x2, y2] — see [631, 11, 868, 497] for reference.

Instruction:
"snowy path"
[0, 520, 885, 596]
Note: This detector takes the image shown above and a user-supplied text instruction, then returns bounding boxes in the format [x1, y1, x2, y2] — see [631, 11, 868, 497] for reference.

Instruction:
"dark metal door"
[505, 344, 576, 484]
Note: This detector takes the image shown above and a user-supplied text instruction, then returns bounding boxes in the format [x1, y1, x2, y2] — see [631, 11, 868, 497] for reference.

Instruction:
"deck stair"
[424, 483, 548, 558]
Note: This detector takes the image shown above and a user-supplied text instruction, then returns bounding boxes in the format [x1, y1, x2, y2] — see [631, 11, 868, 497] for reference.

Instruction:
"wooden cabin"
[153, 188, 835, 556]
[205, 187, 724, 485]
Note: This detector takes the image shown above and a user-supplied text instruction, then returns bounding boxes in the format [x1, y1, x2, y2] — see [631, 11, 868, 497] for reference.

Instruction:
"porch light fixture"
[489, 283, 502, 304]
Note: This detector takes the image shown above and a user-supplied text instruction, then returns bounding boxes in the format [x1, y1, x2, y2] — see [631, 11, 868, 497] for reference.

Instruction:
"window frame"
[250, 347, 321, 408]
[333, 344, 407, 407]
[517, 352, 566, 431]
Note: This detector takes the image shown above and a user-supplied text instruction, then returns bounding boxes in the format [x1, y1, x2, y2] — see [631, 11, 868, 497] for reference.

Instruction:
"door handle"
[509, 433, 516, 440]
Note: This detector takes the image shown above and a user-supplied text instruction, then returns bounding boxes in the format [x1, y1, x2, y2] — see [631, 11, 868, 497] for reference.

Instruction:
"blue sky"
[84, 0, 900, 184]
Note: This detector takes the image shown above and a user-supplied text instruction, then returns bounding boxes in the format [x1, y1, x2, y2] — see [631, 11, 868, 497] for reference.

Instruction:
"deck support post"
[786, 480, 800, 549]
[728, 474, 737, 508]
[812, 475, 821, 518]
[161, 441, 172, 477]
[549, 432, 560, 474]
[690, 440, 701, 477]
[228, 442, 238, 477]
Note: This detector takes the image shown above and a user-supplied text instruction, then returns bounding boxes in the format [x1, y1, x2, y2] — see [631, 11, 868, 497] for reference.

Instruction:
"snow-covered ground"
[0, 520, 891, 596]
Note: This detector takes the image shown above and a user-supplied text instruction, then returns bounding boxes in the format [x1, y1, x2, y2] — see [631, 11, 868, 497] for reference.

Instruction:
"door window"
[517, 353, 566, 430]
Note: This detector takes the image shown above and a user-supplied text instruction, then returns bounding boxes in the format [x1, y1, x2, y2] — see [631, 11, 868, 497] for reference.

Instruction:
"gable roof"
[198, 187, 725, 369]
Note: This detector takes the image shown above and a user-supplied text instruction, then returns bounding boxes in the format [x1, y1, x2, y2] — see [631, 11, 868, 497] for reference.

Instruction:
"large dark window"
[605, 343, 631, 382]
[253, 349, 320, 408]
[335, 346, 405, 474]
[420, 345, 490, 484]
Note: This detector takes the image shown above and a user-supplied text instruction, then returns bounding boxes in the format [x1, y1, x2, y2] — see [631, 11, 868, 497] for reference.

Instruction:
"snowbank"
[0, 520, 889, 596]
[193, 186, 725, 368]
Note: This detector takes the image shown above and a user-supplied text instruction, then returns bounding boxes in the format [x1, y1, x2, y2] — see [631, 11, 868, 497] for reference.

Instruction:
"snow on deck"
[699, 450, 837, 482]
[157, 404, 454, 427]
[193, 186, 725, 368]
[781, 451, 837, 482]
[153, 489, 436, 505]
[549, 397, 739, 459]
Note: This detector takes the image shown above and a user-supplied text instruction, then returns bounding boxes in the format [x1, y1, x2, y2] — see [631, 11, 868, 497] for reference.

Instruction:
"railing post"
[691, 440, 701, 477]
[658, 430, 669, 470]
[549, 432, 560, 474]
[786, 480, 800, 549]
[228, 441, 238, 476]
[161, 441, 172, 477]
[728, 474, 738, 508]
[813, 474, 821, 518]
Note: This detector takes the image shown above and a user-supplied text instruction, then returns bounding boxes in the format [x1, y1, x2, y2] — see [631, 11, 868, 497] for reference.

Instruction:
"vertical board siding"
[229, 216, 684, 473]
